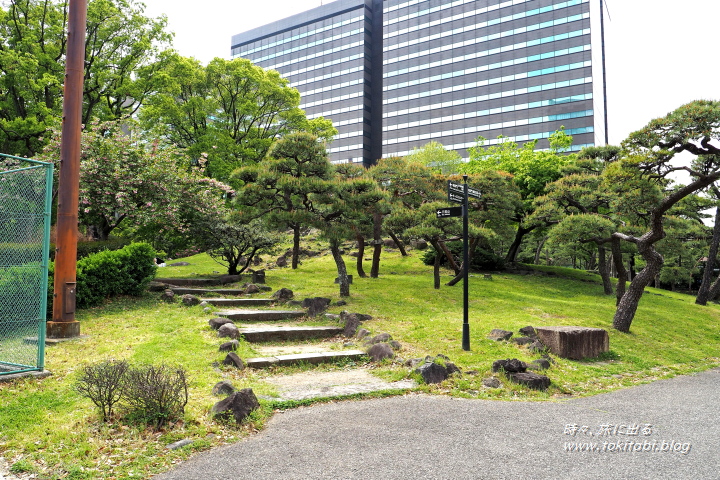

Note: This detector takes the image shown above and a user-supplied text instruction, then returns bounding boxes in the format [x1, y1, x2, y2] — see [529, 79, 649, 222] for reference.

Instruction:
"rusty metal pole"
[47, 0, 87, 339]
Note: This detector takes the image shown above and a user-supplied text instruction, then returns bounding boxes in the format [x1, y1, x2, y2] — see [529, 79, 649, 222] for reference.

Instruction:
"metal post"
[48, 0, 87, 339]
[462, 174, 470, 351]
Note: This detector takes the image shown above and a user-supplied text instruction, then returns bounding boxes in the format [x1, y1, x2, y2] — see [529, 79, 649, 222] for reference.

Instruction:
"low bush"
[75, 361, 189, 428]
[422, 241, 505, 271]
[48, 237, 131, 261]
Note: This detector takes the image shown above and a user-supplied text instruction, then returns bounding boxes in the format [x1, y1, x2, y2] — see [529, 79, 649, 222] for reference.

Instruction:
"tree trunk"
[388, 230, 407, 256]
[597, 243, 613, 295]
[505, 224, 534, 263]
[371, 212, 382, 277]
[707, 275, 720, 302]
[696, 204, 720, 305]
[355, 233, 367, 278]
[438, 240, 460, 274]
[613, 243, 664, 333]
[446, 237, 479, 287]
[291, 224, 301, 269]
[330, 242, 350, 297]
[430, 240, 442, 289]
[534, 236, 547, 265]
[611, 237, 627, 305]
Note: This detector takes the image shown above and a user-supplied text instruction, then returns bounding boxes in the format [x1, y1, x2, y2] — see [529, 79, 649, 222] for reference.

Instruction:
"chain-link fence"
[0, 154, 53, 375]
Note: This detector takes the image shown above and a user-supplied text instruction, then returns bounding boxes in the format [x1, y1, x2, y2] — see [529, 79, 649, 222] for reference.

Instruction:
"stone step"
[169, 288, 251, 296]
[239, 326, 342, 342]
[206, 298, 274, 307]
[156, 276, 241, 286]
[246, 350, 366, 368]
[216, 309, 306, 322]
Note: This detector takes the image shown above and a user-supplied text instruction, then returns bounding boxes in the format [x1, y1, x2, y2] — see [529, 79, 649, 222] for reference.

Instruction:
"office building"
[231, 0, 607, 166]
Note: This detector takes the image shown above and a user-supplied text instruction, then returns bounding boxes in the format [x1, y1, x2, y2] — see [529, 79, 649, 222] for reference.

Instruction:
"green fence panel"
[0, 154, 53, 375]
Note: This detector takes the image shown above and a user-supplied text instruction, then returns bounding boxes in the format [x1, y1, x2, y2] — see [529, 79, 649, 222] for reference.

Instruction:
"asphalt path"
[155, 368, 720, 480]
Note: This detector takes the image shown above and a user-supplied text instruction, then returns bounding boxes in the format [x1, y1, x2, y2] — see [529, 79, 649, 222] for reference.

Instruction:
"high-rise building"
[231, 0, 607, 167]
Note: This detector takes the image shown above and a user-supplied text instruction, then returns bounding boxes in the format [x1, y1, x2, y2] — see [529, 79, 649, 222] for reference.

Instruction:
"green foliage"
[70, 242, 157, 309]
[140, 55, 336, 182]
[48, 238, 131, 261]
[421, 242, 506, 270]
[0, 0, 171, 156]
[404, 140, 463, 174]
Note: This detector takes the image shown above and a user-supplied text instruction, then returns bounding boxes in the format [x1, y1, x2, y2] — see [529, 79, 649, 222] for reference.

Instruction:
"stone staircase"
[156, 277, 415, 401]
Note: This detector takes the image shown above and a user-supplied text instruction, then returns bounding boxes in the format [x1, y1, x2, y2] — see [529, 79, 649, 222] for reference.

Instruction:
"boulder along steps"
[152, 277, 416, 401]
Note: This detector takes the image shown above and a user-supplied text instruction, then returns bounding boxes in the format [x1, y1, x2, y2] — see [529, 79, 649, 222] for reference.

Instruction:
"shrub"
[75, 359, 129, 421]
[122, 364, 189, 428]
[422, 242, 505, 271]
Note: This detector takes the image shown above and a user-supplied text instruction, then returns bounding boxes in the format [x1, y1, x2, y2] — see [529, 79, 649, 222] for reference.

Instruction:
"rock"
[341, 311, 365, 337]
[253, 256, 263, 265]
[256, 285, 272, 292]
[181, 294, 201, 306]
[148, 281, 169, 292]
[535, 326, 610, 360]
[200, 301, 209, 307]
[203, 307, 212, 313]
[410, 240, 428, 250]
[219, 275, 242, 284]
[389, 340, 402, 350]
[528, 340, 547, 353]
[488, 329, 513, 341]
[383, 238, 396, 247]
[218, 323, 240, 339]
[335, 300, 347, 306]
[166, 439, 194, 450]
[161, 289, 175, 303]
[288, 300, 303, 307]
[508, 372, 551, 390]
[209, 317, 234, 330]
[168, 261, 191, 267]
[219, 340, 240, 352]
[276, 256, 288, 267]
[445, 362, 461, 375]
[511, 336, 534, 345]
[356, 328, 370, 340]
[222, 352, 245, 369]
[404, 358, 425, 368]
[483, 377, 502, 388]
[302, 297, 332, 317]
[212, 380, 236, 396]
[492, 358, 527, 373]
[519, 326, 537, 337]
[367, 343, 395, 362]
[365, 332, 392, 345]
[212, 388, 260, 424]
[272, 288, 294, 303]
[251, 270, 266, 284]
[244, 284, 260, 295]
[530, 358, 551, 370]
[415, 362, 448, 384]
[325, 313, 341, 321]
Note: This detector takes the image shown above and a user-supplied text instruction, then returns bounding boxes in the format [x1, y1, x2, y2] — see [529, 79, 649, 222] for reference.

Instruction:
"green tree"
[140, 55, 336, 182]
[232, 132, 334, 269]
[610, 100, 720, 332]
[461, 128, 575, 262]
[405, 141, 463, 175]
[0, 0, 171, 156]
[38, 120, 232, 248]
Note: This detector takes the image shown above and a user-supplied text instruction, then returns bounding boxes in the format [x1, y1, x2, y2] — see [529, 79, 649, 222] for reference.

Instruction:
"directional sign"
[448, 180, 482, 200]
[448, 191, 464, 204]
[436, 206, 463, 218]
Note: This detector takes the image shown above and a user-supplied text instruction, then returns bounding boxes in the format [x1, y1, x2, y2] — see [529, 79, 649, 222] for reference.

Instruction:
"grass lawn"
[2, 245, 719, 478]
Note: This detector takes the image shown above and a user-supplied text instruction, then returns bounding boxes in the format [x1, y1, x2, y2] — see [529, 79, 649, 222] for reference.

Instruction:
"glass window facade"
[231, 0, 607, 165]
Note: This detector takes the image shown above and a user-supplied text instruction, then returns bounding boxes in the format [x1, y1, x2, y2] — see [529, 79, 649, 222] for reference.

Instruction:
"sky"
[142, 0, 719, 146]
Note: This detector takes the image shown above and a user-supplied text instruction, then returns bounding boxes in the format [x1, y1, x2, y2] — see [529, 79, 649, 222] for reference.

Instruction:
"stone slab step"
[216, 309, 306, 322]
[156, 277, 241, 286]
[246, 350, 366, 368]
[206, 298, 274, 307]
[240, 326, 342, 342]
[169, 287, 250, 296]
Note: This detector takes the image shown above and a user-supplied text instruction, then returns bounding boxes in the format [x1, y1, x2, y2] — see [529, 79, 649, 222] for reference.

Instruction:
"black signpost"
[438, 176, 481, 351]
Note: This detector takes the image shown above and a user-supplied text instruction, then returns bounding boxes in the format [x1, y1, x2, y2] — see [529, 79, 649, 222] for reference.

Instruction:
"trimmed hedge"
[49, 237, 131, 261]
[48, 242, 157, 313]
